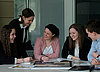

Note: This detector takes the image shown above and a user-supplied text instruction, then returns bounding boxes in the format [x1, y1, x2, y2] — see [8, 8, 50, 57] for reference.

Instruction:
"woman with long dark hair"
[0, 25, 32, 64]
[62, 24, 92, 61]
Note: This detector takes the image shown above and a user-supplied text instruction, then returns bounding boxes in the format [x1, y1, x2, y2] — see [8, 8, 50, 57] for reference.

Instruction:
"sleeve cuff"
[14, 57, 17, 64]
[67, 55, 73, 59]
[98, 56, 100, 61]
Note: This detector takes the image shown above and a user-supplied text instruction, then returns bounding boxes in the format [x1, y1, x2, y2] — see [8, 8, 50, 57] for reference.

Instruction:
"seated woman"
[0, 25, 32, 64]
[34, 24, 60, 61]
[62, 24, 92, 61]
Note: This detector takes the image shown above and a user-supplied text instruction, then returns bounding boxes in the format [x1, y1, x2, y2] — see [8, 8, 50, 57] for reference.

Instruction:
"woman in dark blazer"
[0, 25, 32, 64]
[9, 8, 35, 58]
[62, 24, 92, 61]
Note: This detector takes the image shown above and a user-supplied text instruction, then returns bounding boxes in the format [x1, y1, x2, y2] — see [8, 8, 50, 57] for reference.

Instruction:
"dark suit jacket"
[9, 18, 30, 58]
[62, 36, 92, 61]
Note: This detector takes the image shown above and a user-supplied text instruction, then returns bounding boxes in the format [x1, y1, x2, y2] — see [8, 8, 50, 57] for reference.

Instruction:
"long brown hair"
[69, 24, 85, 49]
[0, 25, 16, 57]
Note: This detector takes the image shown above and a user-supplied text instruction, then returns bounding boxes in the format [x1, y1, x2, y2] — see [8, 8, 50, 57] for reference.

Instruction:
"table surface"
[0, 64, 100, 72]
[0, 65, 69, 72]
[0, 58, 100, 72]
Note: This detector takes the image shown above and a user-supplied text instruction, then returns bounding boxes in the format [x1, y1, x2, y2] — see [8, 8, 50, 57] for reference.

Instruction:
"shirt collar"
[20, 24, 27, 29]
[18, 17, 21, 21]
[19, 17, 27, 29]
[97, 37, 100, 42]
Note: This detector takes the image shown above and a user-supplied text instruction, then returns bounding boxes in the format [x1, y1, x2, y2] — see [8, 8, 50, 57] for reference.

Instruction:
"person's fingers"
[91, 59, 99, 65]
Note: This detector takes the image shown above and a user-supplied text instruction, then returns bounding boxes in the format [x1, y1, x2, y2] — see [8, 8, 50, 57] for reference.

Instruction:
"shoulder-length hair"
[45, 24, 59, 38]
[0, 25, 16, 57]
[69, 24, 85, 49]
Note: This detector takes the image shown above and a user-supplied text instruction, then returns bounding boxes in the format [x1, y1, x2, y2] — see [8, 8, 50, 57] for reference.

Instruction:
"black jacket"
[62, 37, 92, 61]
[9, 18, 30, 58]
[0, 42, 17, 64]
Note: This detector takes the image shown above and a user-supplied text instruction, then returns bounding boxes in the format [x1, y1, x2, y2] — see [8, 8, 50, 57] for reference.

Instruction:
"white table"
[0, 59, 100, 72]
[0, 64, 70, 72]
[0, 64, 99, 72]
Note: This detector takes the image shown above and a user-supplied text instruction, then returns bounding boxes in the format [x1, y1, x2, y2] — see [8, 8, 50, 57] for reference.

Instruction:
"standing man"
[9, 8, 35, 58]
[85, 20, 100, 65]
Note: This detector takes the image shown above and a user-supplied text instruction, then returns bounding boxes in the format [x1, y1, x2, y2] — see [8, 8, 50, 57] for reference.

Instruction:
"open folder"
[68, 65, 94, 71]
[33, 60, 72, 67]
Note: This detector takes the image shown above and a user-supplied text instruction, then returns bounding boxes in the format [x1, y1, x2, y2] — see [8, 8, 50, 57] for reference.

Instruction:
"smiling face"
[69, 28, 79, 41]
[22, 16, 34, 27]
[86, 29, 97, 41]
[10, 29, 16, 43]
[44, 28, 55, 40]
